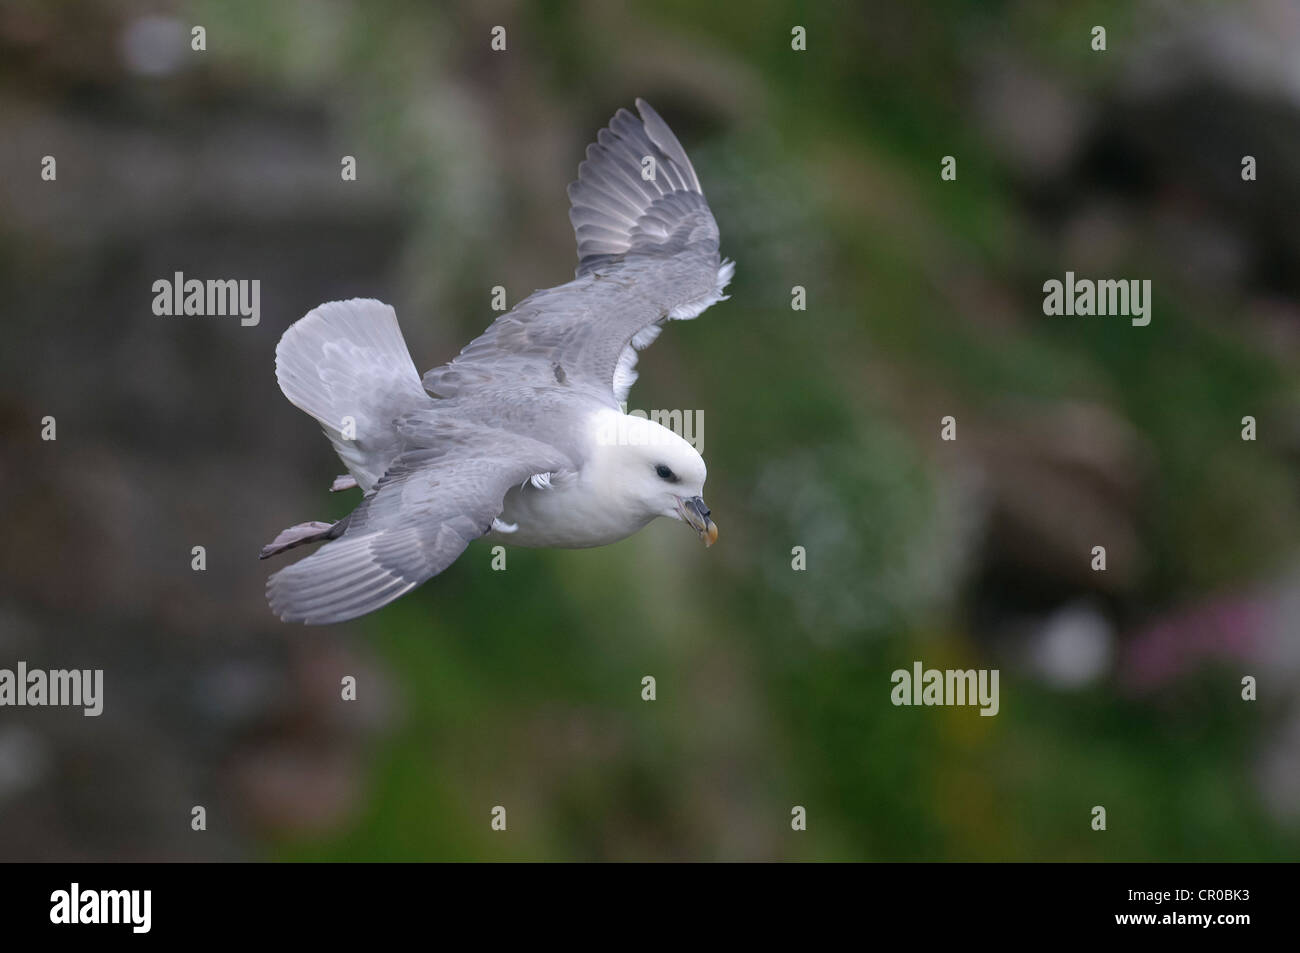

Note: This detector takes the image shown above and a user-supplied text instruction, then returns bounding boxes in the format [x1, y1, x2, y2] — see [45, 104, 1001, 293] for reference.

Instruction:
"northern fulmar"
[262, 99, 732, 624]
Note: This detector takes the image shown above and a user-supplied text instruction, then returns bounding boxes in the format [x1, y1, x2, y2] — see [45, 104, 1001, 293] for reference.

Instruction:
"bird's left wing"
[422, 99, 732, 409]
[267, 420, 571, 624]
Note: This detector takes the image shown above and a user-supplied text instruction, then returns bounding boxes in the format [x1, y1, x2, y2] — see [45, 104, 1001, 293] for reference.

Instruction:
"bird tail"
[274, 298, 431, 493]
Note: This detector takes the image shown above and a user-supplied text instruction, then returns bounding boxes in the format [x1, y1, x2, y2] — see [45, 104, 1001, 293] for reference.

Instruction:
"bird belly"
[488, 481, 653, 549]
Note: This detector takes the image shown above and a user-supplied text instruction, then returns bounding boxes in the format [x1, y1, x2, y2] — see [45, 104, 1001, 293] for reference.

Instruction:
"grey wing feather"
[569, 98, 714, 275]
[423, 99, 732, 408]
[267, 422, 571, 624]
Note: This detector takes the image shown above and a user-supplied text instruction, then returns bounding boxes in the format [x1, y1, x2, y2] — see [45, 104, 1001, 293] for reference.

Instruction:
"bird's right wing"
[267, 420, 571, 624]
[568, 97, 719, 278]
[422, 99, 732, 410]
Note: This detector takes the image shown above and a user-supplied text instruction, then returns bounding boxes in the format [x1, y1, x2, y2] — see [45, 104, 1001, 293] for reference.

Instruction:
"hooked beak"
[677, 496, 718, 547]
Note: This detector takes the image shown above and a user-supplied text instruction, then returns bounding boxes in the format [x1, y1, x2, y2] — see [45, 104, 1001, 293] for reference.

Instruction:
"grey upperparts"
[265, 100, 731, 624]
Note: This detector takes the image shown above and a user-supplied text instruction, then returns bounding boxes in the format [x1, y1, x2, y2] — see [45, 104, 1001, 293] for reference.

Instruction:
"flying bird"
[262, 99, 733, 624]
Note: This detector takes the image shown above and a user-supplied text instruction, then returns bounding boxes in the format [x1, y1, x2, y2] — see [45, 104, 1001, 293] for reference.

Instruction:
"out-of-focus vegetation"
[2, 0, 1298, 860]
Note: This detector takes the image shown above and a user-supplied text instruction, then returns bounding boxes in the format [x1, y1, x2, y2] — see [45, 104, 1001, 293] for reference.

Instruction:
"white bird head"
[589, 410, 717, 545]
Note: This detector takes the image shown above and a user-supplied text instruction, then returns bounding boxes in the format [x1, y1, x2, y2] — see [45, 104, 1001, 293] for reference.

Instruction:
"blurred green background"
[2, 0, 1299, 861]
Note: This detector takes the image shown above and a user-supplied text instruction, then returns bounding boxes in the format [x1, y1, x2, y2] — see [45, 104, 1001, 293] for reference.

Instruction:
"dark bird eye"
[655, 464, 676, 481]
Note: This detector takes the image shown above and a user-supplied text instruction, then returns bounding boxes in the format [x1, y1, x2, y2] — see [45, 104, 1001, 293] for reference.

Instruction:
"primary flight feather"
[263, 99, 732, 624]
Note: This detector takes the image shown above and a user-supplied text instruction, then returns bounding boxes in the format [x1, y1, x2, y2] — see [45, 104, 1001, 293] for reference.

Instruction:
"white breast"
[487, 408, 662, 549]
[490, 474, 655, 549]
